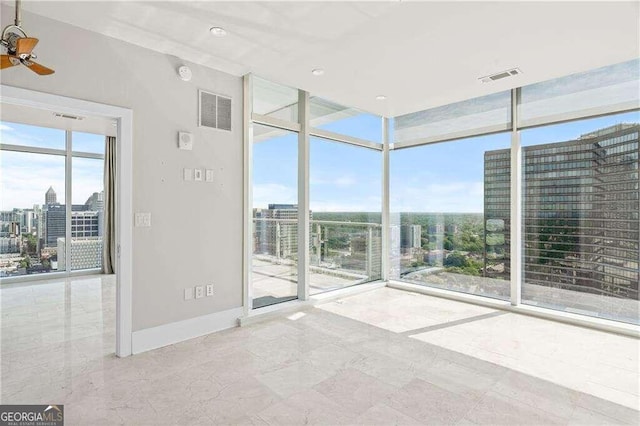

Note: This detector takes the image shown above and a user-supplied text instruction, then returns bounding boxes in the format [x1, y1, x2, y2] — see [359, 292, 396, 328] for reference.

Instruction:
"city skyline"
[0, 121, 105, 211]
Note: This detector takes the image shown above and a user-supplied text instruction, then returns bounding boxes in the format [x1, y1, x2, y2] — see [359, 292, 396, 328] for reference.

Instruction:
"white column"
[242, 74, 253, 314]
[297, 90, 310, 300]
[381, 118, 391, 282]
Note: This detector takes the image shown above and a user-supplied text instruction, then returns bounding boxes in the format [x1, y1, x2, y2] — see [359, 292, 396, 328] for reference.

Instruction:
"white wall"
[0, 5, 244, 332]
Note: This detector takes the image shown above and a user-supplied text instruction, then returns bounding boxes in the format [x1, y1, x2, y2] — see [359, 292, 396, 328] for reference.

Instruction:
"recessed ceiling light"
[209, 27, 227, 37]
[311, 68, 325, 76]
[375, 95, 387, 100]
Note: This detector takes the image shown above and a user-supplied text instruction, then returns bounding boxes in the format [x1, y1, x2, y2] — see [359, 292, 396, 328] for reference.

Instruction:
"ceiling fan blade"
[1, 55, 19, 69]
[16, 37, 39, 56]
[22, 60, 55, 75]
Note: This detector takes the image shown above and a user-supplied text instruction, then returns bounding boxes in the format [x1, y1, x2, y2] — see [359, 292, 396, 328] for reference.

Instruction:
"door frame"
[1, 84, 134, 357]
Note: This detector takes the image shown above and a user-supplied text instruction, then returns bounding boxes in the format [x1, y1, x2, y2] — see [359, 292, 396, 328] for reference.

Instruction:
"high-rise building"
[71, 210, 103, 238]
[254, 204, 304, 259]
[45, 186, 57, 205]
[44, 204, 102, 246]
[85, 191, 104, 211]
[57, 237, 103, 271]
[484, 123, 639, 300]
[45, 204, 66, 246]
[400, 224, 422, 250]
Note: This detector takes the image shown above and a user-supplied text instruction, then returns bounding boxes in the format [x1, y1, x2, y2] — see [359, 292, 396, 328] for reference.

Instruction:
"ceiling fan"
[1, 0, 54, 75]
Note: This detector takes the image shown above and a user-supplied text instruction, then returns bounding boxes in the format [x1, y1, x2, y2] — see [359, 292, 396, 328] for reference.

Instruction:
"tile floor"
[1, 275, 639, 425]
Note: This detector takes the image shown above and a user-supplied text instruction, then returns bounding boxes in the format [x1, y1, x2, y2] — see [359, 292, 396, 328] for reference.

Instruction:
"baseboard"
[131, 307, 243, 354]
[238, 281, 386, 327]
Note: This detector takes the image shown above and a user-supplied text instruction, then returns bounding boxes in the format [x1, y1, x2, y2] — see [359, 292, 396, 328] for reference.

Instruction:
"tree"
[444, 251, 482, 276]
[443, 236, 454, 251]
[24, 234, 38, 254]
[444, 251, 467, 268]
[19, 256, 31, 269]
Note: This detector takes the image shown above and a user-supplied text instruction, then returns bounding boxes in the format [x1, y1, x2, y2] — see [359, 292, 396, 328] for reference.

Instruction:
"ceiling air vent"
[199, 90, 232, 131]
[53, 112, 84, 120]
[479, 68, 522, 83]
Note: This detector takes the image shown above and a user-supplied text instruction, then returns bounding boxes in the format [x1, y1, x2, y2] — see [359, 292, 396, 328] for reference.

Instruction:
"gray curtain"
[103, 136, 116, 274]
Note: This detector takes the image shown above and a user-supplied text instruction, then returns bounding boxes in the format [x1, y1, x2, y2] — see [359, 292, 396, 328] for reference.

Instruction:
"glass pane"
[310, 97, 382, 143]
[0, 150, 66, 277]
[394, 91, 511, 144]
[252, 123, 298, 308]
[309, 137, 382, 295]
[521, 111, 640, 324]
[0, 121, 66, 150]
[252, 76, 298, 123]
[73, 131, 105, 155]
[519, 59, 640, 128]
[390, 133, 511, 300]
[65, 157, 104, 272]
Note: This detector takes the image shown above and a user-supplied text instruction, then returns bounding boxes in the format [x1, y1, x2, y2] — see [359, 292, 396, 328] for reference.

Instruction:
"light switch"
[205, 169, 214, 182]
[184, 168, 193, 181]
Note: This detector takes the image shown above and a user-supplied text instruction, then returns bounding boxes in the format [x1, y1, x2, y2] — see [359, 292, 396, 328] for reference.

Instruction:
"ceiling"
[8, 1, 640, 117]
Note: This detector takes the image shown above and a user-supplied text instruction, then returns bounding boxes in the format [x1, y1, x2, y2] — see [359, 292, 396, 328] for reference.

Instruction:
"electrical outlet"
[195, 286, 204, 299]
[194, 169, 203, 181]
[135, 212, 151, 227]
[206, 284, 213, 296]
[205, 169, 214, 182]
[184, 287, 194, 300]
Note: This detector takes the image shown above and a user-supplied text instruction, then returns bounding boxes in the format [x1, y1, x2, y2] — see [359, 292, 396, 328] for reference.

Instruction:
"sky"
[0, 122, 105, 211]
[1, 108, 638, 214]
[254, 109, 639, 214]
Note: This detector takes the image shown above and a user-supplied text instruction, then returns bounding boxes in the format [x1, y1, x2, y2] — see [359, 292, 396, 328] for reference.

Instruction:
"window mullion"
[510, 88, 522, 306]
[65, 130, 73, 275]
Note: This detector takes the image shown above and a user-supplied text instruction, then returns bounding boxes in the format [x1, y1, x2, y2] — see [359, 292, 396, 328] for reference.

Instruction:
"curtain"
[103, 136, 116, 274]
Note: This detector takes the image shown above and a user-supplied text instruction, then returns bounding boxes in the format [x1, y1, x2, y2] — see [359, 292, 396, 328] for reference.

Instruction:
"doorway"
[0, 85, 133, 357]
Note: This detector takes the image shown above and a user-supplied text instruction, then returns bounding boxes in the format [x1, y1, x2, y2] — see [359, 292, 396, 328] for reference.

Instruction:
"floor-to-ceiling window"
[0, 121, 106, 279]
[250, 77, 301, 308]
[249, 77, 384, 308]
[251, 124, 299, 308]
[246, 58, 639, 327]
[519, 113, 639, 324]
[516, 59, 639, 324]
[309, 137, 382, 295]
[391, 133, 511, 300]
[390, 91, 513, 301]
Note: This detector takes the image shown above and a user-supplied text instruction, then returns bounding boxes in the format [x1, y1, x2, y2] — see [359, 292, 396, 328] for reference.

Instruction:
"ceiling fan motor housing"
[4, 32, 20, 53]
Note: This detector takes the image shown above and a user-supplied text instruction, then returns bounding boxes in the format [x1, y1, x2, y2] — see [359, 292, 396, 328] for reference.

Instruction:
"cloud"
[310, 173, 357, 188]
[333, 176, 356, 187]
[1, 152, 103, 210]
[390, 180, 484, 213]
[1, 124, 64, 149]
[253, 183, 297, 208]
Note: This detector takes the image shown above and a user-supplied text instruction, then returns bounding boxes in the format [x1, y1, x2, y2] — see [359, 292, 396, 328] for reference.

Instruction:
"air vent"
[479, 68, 522, 83]
[53, 112, 84, 120]
[199, 90, 232, 131]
